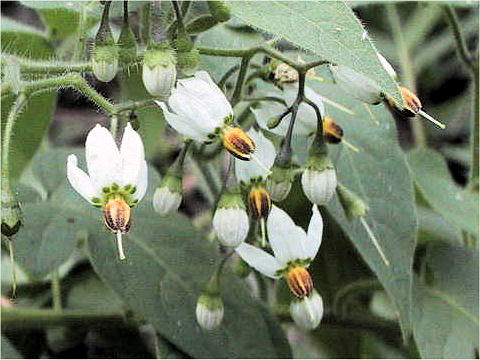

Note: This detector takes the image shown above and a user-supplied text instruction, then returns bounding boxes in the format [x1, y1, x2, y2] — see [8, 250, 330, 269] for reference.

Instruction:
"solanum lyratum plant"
[67, 123, 147, 260]
[236, 205, 325, 330]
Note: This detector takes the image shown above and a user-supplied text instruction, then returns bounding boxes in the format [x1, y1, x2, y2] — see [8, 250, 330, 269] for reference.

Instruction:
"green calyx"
[269, 165, 295, 184]
[91, 183, 138, 208]
[185, 15, 219, 34]
[217, 186, 246, 210]
[144, 43, 176, 69]
[274, 259, 311, 277]
[336, 183, 369, 220]
[117, 22, 137, 64]
[175, 36, 194, 53]
[160, 173, 183, 195]
[197, 292, 223, 311]
[177, 49, 200, 76]
[305, 153, 334, 173]
[93, 45, 119, 64]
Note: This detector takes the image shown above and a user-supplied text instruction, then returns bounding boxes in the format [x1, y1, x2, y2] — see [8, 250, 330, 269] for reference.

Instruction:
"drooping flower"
[196, 292, 224, 330]
[235, 205, 323, 298]
[252, 85, 325, 137]
[155, 71, 255, 160]
[66, 123, 147, 260]
[301, 166, 337, 206]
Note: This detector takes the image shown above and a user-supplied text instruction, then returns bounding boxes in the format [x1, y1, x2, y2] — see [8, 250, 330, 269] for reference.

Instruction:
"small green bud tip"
[217, 187, 246, 210]
[267, 116, 282, 129]
[207, 0, 231, 23]
[233, 257, 251, 278]
[336, 183, 369, 220]
[197, 292, 223, 311]
[160, 173, 183, 195]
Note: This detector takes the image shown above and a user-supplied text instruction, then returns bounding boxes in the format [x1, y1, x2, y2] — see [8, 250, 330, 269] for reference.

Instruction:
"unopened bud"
[185, 15, 219, 34]
[290, 289, 324, 330]
[196, 292, 224, 330]
[1, 186, 23, 237]
[267, 115, 282, 130]
[330, 65, 382, 105]
[301, 154, 337, 206]
[142, 43, 177, 97]
[92, 45, 119, 82]
[323, 116, 343, 144]
[117, 22, 137, 65]
[207, 0, 231, 23]
[267, 165, 294, 202]
[222, 126, 256, 161]
[286, 266, 314, 298]
[153, 173, 182, 215]
[247, 186, 272, 219]
[213, 187, 249, 247]
[336, 183, 369, 220]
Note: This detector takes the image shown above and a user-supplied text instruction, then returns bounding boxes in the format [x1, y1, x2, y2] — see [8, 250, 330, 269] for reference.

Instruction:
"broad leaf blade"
[227, 1, 403, 105]
[408, 148, 479, 236]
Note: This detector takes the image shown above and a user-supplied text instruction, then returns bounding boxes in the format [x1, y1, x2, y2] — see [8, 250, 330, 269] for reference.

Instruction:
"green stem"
[231, 56, 251, 107]
[140, 2, 151, 45]
[51, 270, 62, 312]
[110, 114, 119, 138]
[218, 64, 240, 89]
[171, 0, 186, 35]
[386, 3, 426, 147]
[242, 96, 287, 105]
[1, 307, 130, 329]
[74, 3, 88, 60]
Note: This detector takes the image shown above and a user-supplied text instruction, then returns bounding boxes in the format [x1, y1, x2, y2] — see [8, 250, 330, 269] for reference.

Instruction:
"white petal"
[213, 208, 249, 247]
[156, 101, 208, 142]
[235, 128, 276, 182]
[267, 206, 307, 264]
[66, 154, 96, 202]
[301, 168, 337, 205]
[178, 72, 232, 123]
[304, 205, 323, 259]
[133, 160, 148, 201]
[120, 123, 145, 186]
[85, 124, 122, 192]
[169, 91, 219, 133]
[235, 243, 282, 278]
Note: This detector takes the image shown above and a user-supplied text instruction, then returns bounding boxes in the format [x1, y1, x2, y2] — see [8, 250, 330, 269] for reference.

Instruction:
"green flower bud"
[207, 0, 231, 22]
[142, 43, 177, 97]
[196, 292, 224, 330]
[175, 37, 194, 53]
[1, 185, 23, 237]
[177, 48, 200, 77]
[117, 22, 137, 65]
[92, 45, 119, 82]
[336, 183, 369, 220]
[185, 15, 219, 35]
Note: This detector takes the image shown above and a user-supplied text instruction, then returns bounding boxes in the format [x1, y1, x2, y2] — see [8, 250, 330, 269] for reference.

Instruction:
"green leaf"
[408, 148, 479, 236]
[417, 206, 462, 245]
[413, 243, 479, 358]
[196, 22, 265, 82]
[87, 205, 290, 358]
[1, 91, 57, 180]
[305, 81, 416, 339]
[227, 1, 403, 105]
[1, 335, 23, 359]
[1, 17, 53, 59]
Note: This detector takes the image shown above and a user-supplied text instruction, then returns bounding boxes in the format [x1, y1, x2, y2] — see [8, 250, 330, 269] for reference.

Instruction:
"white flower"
[196, 293, 224, 330]
[66, 123, 147, 260]
[290, 289, 324, 330]
[235, 128, 276, 184]
[235, 205, 323, 279]
[153, 186, 182, 215]
[330, 65, 382, 104]
[155, 71, 233, 142]
[67, 123, 147, 205]
[213, 208, 249, 247]
[252, 85, 325, 137]
[301, 168, 337, 205]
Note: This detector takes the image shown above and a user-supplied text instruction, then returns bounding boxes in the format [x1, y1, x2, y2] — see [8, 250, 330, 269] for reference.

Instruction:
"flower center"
[286, 266, 314, 298]
[103, 198, 131, 233]
[222, 126, 256, 160]
[91, 183, 139, 208]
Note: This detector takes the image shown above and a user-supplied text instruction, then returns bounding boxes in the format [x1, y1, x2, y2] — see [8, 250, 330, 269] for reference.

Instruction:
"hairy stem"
[51, 270, 62, 312]
[231, 56, 252, 107]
